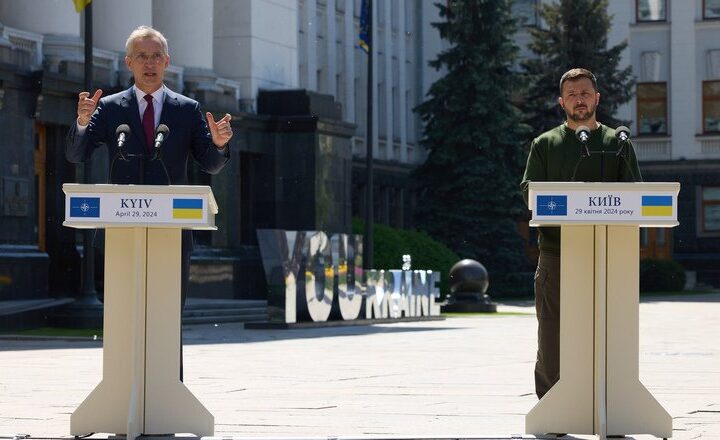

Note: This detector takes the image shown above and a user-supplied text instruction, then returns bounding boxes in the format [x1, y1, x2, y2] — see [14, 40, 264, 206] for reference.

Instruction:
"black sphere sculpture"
[441, 259, 497, 313]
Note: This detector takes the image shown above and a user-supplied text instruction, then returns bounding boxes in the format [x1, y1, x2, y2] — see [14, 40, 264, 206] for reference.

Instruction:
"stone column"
[306, 0, 318, 91]
[371, 0, 378, 159]
[670, 0, 696, 159]
[398, 0, 407, 163]
[214, 0, 298, 110]
[153, 0, 212, 69]
[153, 0, 229, 107]
[92, 0, 153, 89]
[383, 0, 393, 161]
[605, 0, 633, 125]
[93, 0, 151, 54]
[0, 0, 79, 36]
[343, 0, 355, 122]
[326, 0, 337, 98]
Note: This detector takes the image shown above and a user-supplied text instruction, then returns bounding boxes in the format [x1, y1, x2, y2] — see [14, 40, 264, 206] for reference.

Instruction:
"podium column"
[606, 226, 672, 437]
[526, 225, 672, 438]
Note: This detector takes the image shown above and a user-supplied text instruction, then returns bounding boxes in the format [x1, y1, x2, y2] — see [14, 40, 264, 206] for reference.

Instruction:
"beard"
[564, 103, 596, 123]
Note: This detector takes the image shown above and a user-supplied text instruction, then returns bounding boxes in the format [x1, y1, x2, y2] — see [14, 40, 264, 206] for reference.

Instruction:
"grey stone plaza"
[0, 293, 718, 440]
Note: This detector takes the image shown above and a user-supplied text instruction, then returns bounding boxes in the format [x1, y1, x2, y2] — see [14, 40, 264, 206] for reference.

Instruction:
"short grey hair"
[125, 25, 169, 56]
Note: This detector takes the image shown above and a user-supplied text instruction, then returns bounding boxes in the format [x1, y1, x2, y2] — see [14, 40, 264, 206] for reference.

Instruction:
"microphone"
[153, 124, 169, 153]
[615, 125, 630, 143]
[575, 125, 591, 158]
[115, 124, 130, 161]
[151, 124, 171, 184]
[109, 124, 132, 184]
[615, 125, 631, 158]
[575, 125, 590, 143]
[571, 125, 592, 181]
[614, 125, 639, 181]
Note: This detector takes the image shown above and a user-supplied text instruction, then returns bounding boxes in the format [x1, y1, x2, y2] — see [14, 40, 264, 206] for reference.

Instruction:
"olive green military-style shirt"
[520, 123, 643, 254]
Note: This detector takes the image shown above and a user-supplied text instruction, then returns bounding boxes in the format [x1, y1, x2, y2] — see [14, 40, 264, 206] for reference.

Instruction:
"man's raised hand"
[77, 89, 103, 126]
[207, 112, 233, 148]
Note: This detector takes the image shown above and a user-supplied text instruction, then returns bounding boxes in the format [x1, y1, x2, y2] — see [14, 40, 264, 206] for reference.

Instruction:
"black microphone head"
[615, 125, 630, 139]
[116, 124, 130, 135]
[156, 124, 169, 136]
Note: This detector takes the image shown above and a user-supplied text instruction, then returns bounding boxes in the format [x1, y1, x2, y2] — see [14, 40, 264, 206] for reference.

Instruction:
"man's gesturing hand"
[77, 89, 103, 127]
[207, 112, 233, 148]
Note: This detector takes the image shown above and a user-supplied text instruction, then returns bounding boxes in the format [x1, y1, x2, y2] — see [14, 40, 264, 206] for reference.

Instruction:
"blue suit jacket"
[66, 86, 229, 185]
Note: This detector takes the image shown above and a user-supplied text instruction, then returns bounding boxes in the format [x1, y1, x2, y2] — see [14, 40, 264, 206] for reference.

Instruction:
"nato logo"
[536, 195, 567, 216]
[70, 197, 100, 218]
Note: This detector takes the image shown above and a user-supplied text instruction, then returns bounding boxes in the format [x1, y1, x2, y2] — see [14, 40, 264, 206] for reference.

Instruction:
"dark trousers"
[534, 251, 561, 399]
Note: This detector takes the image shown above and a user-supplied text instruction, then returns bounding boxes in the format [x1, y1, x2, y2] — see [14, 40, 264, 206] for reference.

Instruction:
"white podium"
[63, 184, 217, 439]
[525, 182, 679, 439]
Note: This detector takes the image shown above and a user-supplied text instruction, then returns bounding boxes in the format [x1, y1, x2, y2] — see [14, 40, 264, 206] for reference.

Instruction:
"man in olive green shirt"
[520, 68, 642, 399]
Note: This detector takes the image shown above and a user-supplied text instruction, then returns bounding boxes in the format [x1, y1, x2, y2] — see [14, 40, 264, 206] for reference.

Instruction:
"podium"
[525, 182, 678, 439]
[63, 184, 217, 439]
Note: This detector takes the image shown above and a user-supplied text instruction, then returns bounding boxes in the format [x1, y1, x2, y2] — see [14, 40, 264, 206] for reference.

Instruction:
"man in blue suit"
[67, 25, 232, 181]
[66, 25, 233, 380]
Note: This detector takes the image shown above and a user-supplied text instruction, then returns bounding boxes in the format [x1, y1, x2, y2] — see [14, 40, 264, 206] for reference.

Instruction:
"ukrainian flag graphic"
[641, 195, 673, 216]
[173, 198, 203, 219]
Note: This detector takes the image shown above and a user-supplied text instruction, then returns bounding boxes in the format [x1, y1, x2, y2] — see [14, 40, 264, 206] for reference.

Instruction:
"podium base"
[71, 379, 214, 437]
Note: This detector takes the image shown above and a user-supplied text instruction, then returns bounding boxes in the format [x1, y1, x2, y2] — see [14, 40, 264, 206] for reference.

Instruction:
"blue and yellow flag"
[641, 195, 673, 216]
[73, 0, 91, 13]
[359, 0, 370, 53]
[173, 198, 204, 219]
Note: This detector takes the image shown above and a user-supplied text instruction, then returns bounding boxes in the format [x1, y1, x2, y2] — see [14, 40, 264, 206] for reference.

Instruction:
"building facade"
[3, 0, 719, 328]
[514, 0, 720, 286]
[0, 0, 446, 326]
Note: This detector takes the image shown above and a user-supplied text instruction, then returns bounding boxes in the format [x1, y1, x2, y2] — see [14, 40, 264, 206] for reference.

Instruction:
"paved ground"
[0, 293, 718, 440]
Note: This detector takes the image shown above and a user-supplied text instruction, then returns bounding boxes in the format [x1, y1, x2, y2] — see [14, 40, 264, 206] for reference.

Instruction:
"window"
[637, 0, 666, 22]
[513, 0, 538, 27]
[705, 0, 720, 19]
[701, 187, 720, 232]
[637, 82, 668, 135]
[703, 81, 720, 133]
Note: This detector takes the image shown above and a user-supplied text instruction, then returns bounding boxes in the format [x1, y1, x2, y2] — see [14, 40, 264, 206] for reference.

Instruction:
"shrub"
[640, 259, 686, 293]
[352, 218, 460, 298]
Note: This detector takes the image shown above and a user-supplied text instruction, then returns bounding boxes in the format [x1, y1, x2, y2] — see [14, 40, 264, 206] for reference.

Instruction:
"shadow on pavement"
[183, 322, 462, 345]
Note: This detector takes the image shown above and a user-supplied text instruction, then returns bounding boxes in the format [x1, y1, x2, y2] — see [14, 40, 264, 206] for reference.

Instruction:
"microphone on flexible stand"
[109, 124, 131, 184]
[571, 125, 592, 181]
[614, 125, 640, 182]
[615, 125, 630, 156]
[151, 124, 169, 160]
[151, 124, 171, 184]
[576, 125, 591, 158]
[115, 124, 130, 161]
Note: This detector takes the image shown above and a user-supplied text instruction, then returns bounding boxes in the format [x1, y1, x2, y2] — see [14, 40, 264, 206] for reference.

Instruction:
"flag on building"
[359, 0, 370, 53]
[72, 0, 92, 13]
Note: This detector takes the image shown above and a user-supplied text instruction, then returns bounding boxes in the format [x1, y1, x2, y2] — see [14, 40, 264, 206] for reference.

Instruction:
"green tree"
[413, 0, 530, 294]
[521, 0, 634, 135]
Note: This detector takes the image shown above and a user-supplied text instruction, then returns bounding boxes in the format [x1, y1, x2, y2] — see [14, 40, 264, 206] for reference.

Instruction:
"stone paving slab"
[0, 294, 718, 440]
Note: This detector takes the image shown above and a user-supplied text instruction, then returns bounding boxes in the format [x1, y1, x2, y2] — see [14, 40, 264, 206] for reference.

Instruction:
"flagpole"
[363, 0, 374, 271]
[75, 0, 101, 309]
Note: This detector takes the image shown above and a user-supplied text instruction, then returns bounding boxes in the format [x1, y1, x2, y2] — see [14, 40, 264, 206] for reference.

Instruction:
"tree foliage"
[413, 0, 531, 294]
[352, 218, 460, 298]
[521, 0, 634, 134]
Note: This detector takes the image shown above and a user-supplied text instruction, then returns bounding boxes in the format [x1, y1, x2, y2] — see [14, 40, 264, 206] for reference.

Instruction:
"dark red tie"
[142, 94, 154, 152]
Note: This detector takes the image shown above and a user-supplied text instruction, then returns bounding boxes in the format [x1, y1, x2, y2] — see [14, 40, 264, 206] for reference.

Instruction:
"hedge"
[640, 258, 686, 293]
[352, 218, 460, 298]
